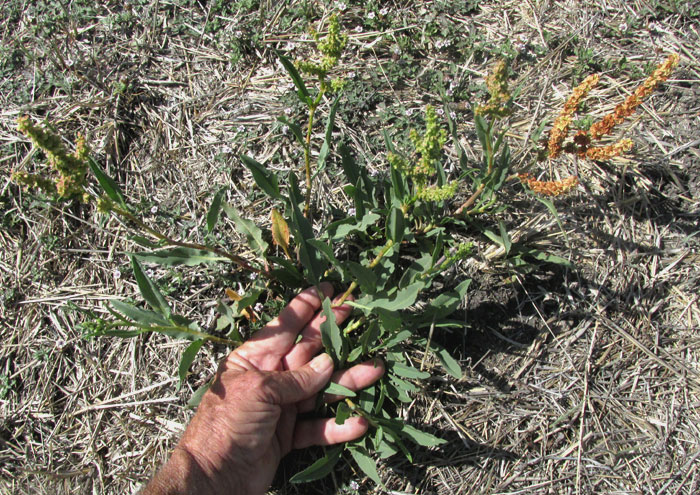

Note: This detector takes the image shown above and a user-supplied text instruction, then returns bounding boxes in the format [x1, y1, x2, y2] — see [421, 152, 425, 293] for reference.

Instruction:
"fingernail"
[310, 353, 333, 373]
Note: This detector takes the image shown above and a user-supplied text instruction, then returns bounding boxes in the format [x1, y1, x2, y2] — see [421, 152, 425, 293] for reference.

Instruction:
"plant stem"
[110, 321, 240, 346]
[111, 206, 264, 275]
[454, 183, 486, 215]
[303, 89, 325, 218]
[334, 239, 395, 306]
[345, 398, 380, 428]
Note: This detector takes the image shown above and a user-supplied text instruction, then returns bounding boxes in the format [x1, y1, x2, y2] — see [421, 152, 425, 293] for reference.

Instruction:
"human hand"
[144, 283, 384, 495]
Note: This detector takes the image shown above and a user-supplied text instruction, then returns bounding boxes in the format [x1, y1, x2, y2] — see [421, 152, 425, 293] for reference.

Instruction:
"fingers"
[293, 416, 369, 449]
[324, 359, 385, 402]
[282, 295, 354, 371]
[232, 283, 334, 370]
[298, 358, 385, 412]
[263, 354, 335, 405]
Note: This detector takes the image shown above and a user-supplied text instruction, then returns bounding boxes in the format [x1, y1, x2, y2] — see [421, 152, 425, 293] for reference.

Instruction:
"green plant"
[10, 14, 680, 483]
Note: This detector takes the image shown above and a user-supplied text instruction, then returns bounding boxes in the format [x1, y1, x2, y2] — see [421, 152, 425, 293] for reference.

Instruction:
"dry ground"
[1, 1, 699, 494]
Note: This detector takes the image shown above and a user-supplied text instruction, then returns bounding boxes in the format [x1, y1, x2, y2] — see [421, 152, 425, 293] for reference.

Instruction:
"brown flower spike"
[525, 54, 679, 196]
[518, 174, 579, 197]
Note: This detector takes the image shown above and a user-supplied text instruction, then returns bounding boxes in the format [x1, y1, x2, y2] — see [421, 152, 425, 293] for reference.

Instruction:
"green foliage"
[12, 11, 661, 489]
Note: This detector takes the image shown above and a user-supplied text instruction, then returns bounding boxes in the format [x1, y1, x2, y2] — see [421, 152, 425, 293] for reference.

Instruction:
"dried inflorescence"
[587, 53, 679, 141]
[548, 74, 600, 159]
[13, 116, 90, 202]
[518, 174, 579, 196]
[547, 53, 678, 160]
[524, 54, 679, 196]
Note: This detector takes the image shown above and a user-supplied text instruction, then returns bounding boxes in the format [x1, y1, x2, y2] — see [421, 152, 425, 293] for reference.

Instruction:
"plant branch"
[111, 206, 264, 275]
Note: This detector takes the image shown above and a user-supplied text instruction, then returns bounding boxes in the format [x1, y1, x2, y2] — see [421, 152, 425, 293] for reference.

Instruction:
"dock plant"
[11, 14, 680, 484]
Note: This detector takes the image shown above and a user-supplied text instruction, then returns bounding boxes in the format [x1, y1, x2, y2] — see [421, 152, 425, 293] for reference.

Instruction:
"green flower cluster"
[410, 105, 448, 179]
[475, 59, 512, 118]
[388, 105, 450, 203]
[416, 181, 458, 202]
[297, 14, 347, 83]
[13, 116, 90, 202]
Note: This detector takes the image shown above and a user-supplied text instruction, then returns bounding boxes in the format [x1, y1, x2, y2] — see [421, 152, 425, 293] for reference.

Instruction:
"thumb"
[267, 353, 334, 405]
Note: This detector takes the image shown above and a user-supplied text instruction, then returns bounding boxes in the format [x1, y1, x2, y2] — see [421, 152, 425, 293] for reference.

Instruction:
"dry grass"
[1, 0, 699, 493]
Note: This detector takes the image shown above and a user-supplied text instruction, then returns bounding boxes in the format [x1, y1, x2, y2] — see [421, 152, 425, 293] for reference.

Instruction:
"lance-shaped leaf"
[288, 174, 325, 284]
[270, 208, 292, 259]
[277, 52, 312, 105]
[320, 297, 345, 364]
[223, 204, 269, 260]
[354, 282, 423, 312]
[277, 116, 304, 146]
[133, 248, 230, 267]
[327, 212, 381, 243]
[349, 445, 383, 486]
[290, 446, 343, 483]
[130, 256, 171, 318]
[240, 154, 281, 200]
[335, 401, 352, 425]
[88, 157, 127, 208]
[178, 339, 205, 389]
[316, 95, 340, 172]
[207, 187, 226, 233]
[400, 424, 447, 447]
[386, 207, 405, 244]
[110, 300, 170, 327]
[324, 381, 356, 398]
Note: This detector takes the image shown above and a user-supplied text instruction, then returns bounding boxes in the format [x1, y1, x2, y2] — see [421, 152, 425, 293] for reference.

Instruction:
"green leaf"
[376, 329, 412, 350]
[391, 362, 430, 379]
[386, 207, 405, 244]
[498, 221, 511, 256]
[207, 188, 226, 233]
[335, 402, 352, 425]
[355, 282, 423, 312]
[277, 52, 312, 105]
[389, 373, 418, 393]
[349, 445, 383, 485]
[223, 204, 269, 259]
[389, 164, 407, 204]
[425, 340, 461, 378]
[216, 300, 242, 342]
[129, 235, 163, 249]
[327, 212, 381, 242]
[130, 256, 171, 318]
[346, 261, 377, 293]
[277, 116, 304, 146]
[290, 446, 343, 483]
[536, 196, 567, 243]
[88, 157, 126, 208]
[307, 239, 340, 267]
[317, 95, 340, 172]
[178, 340, 204, 389]
[268, 256, 305, 287]
[339, 142, 360, 185]
[110, 300, 169, 326]
[320, 297, 345, 364]
[400, 424, 447, 447]
[328, 212, 381, 242]
[324, 381, 356, 397]
[240, 154, 281, 200]
[474, 114, 490, 156]
[133, 248, 230, 267]
[187, 381, 211, 409]
[288, 174, 325, 284]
